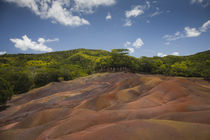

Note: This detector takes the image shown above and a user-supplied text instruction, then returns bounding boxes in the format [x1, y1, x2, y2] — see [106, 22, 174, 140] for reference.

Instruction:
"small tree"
[7, 72, 34, 94]
[202, 60, 210, 81]
[0, 78, 13, 105]
[34, 69, 60, 87]
[170, 61, 192, 76]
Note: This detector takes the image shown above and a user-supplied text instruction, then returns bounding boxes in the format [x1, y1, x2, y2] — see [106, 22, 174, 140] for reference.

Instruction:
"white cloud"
[200, 20, 210, 32]
[10, 35, 58, 52]
[46, 1, 90, 26]
[163, 31, 184, 41]
[46, 38, 60, 42]
[37, 37, 59, 44]
[123, 1, 151, 27]
[0, 51, 7, 55]
[157, 52, 179, 57]
[163, 20, 210, 42]
[150, 11, 162, 17]
[124, 19, 132, 27]
[132, 38, 144, 48]
[124, 37, 144, 53]
[125, 5, 144, 18]
[191, 0, 210, 7]
[148, 6, 163, 19]
[127, 48, 134, 53]
[157, 52, 167, 57]
[74, 0, 116, 13]
[5, 0, 117, 27]
[124, 41, 131, 47]
[191, 0, 203, 3]
[146, 1, 151, 8]
[5, 0, 39, 13]
[171, 52, 180, 56]
[74, 0, 116, 7]
[5, 0, 89, 27]
[184, 27, 201, 37]
[106, 12, 112, 20]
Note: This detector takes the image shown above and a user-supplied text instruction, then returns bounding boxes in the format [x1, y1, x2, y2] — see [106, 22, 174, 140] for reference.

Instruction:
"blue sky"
[0, 0, 210, 57]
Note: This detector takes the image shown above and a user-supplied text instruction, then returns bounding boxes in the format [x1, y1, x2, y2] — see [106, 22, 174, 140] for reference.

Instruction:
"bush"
[202, 70, 210, 81]
[58, 77, 64, 82]
[34, 70, 59, 87]
[0, 78, 13, 105]
[34, 72, 49, 87]
[8, 72, 34, 94]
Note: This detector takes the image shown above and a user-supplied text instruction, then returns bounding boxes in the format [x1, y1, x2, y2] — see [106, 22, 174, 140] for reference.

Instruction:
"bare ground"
[0, 72, 210, 140]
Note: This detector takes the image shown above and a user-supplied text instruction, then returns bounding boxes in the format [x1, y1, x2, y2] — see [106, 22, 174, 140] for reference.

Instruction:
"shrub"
[0, 78, 13, 105]
[34, 70, 59, 87]
[202, 70, 210, 81]
[58, 77, 64, 82]
[9, 72, 34, 94]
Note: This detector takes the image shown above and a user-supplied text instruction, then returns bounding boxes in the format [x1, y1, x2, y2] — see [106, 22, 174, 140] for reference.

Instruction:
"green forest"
[0, 49, 210, 105]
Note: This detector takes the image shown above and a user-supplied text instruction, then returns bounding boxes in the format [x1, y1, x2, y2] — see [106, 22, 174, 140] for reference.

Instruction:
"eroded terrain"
[1, 72, 210, 140]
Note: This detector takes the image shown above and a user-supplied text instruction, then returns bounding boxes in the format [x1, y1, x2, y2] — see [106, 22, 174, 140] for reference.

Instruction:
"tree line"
[0, 48, 209, 105]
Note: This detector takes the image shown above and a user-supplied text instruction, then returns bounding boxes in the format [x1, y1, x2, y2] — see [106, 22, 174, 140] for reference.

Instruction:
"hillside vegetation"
[0, 49, 210, 104]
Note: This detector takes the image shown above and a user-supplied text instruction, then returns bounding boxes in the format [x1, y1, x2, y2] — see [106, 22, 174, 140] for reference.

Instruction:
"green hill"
[0, 49, 209, 104]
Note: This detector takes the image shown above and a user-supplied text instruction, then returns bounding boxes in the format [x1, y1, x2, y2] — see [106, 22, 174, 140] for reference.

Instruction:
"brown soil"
[0, 72, 210, 140]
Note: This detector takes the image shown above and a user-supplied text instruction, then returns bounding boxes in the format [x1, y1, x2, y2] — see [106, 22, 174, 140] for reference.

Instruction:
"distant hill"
[0, 49, 210, 104]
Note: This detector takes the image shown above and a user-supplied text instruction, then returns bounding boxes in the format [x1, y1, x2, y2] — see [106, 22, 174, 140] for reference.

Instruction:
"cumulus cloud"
[163, 20, 210, 42]
[133, 38, 144, 48]
[127, 48, 134, 53]
[0, 51, 7, 55]
[124, 2, 150, 27]
[125, 5, 144, 18]
[157, 52, 179, 57]
[106, 12, 112, 20]
[4, 0, 117, 27]
[124, 37, 144, 54]
[157, 52, 167, 57]
[10, 35, 58, 52]
[171, 52, 180, 56]
[185, 27, 201, 37]
[124, 38, 144, 48]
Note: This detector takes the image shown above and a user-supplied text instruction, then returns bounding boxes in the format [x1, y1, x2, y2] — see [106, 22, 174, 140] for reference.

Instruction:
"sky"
[0, 0, 210, 57]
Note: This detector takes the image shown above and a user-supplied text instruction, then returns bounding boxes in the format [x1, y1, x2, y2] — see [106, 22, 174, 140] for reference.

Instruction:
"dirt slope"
[0, 72, 210, 140]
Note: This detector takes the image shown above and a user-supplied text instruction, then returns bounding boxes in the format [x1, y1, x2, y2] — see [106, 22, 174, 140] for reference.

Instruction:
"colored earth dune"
[0, 72, 210, 140]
